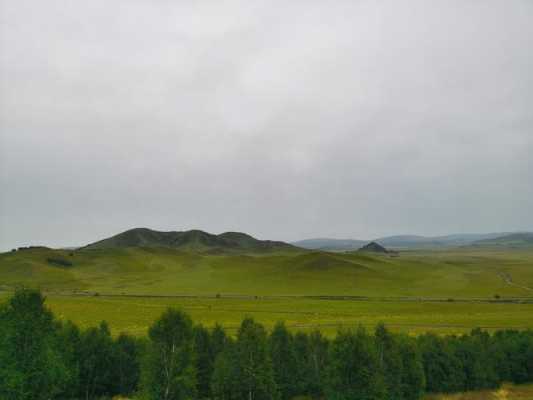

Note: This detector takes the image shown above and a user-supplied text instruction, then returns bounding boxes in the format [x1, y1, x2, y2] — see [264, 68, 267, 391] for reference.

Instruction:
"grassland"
[1, 246, 532, 337]
[2, 246, 533, 298]
[26, 294, 531, 337]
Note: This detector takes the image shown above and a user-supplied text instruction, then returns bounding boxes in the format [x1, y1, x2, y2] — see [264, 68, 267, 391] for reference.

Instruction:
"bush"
[46, 257, 73, 267]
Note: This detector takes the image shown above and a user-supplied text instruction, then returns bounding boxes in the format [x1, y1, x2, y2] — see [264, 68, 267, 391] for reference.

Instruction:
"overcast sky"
[1, 0, 532, 250]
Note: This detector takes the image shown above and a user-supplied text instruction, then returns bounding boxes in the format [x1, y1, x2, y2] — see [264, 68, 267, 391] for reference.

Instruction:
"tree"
[113, 333, 142, 395]
[56, 320, 82, 399]
[194, 324, 215, 399]
[236, 318, 278, 400]
[418, 333, 465, 393]
[397, 336, 425, 400]
[269, 322, 298, 400]
[455, 329, 498, 391]
[307, 330, 329, 397]
[211, 323, 228, 360]
[492, 329, 531, 384]
[141, 308, 196, 400]
[326, 327, 386, 400]
[0, 288, 69, 400]
[292, 332, 313, 396]
[375, 323, 403, 399]
[212, 318, 278, 400]
[78, 321, 116, 399]
[211, 339, 239, 400]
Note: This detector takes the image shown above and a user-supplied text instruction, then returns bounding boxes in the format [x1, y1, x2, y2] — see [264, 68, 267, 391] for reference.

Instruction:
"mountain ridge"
[83, 227, 296, 252]
[470, 232, 533, 248]
[292, 232, 531, 251]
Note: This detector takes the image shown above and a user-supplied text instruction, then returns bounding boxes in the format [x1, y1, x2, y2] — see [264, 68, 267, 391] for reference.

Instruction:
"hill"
[471, 233, 533, 248]
[83, 227, 296, 253]
[294, 233, 520, 251]
[291, 238, 368, 251]
[374, 233, 515, 249]
[358, 241, 389, 253]
[2, 245, 533, 299]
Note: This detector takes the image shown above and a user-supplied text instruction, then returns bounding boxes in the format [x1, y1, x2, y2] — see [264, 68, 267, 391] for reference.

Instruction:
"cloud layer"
[1, 0, 532, 249]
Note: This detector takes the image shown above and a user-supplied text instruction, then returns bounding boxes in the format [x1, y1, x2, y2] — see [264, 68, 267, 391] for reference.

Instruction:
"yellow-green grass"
[1, 246, 532, 337]
[1, 247, 533, 299]
[424, 383, 533, 399]
[12, 294, 530, 337]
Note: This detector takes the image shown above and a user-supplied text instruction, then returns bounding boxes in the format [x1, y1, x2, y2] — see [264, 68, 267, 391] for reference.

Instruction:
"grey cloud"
[1, 0, 532, 250]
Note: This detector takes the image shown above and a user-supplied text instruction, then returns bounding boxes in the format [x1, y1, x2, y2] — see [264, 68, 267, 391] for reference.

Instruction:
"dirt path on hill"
[497, 271, 533, 293]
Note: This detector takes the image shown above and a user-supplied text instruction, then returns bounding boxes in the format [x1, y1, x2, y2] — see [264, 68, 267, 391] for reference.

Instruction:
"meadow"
[39, 294, 533, 337]
[1, 246, 533, 336]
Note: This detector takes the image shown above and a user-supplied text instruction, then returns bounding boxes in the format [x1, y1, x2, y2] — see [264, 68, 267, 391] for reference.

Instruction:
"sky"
[1, 0, 532, 250]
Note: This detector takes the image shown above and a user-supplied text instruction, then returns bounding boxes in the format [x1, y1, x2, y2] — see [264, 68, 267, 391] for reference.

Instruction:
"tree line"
[1, 289, 533, 400]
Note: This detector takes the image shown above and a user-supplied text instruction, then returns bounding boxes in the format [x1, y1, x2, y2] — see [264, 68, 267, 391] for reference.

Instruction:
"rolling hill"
[291, 238, 368, 251]
[375, 233, 515, 248]
[2, 243, 533, 299]
[84, 227, 296, 252]
[470, 233, 533, 248]
[293, 232, 523, 251]
[2, 228, 533, 301]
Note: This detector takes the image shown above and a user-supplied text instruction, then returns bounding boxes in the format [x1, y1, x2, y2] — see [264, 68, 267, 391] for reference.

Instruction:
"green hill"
[292, 233, 520, 250]
[471, 233, 533, 248]
[84, 227, 296, 252]
[291, 238, 368, 251]
[2, 244, 533, 299]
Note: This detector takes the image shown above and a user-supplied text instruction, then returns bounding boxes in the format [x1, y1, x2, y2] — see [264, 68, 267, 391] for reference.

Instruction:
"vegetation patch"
[46, 257, 73, 268]
[1, 289, 533, 400]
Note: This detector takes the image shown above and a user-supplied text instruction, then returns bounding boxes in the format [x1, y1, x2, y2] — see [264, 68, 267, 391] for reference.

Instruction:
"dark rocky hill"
[358, 241, 389, 253]
[83, 227, 296, 252]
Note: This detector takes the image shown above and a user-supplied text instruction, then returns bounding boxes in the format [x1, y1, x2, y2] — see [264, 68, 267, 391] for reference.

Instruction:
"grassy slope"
[1, 247, 532, 298]
[1, 246, 532, 337]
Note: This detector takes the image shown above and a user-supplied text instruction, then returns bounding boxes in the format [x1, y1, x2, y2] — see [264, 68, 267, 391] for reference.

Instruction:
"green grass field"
[1, 246, 532, 336]
[34, 294, 533, 337]
[2, 246, 533, 298]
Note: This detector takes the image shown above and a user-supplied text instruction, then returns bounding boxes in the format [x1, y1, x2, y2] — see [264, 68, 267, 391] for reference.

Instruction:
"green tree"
[211, 339, 239, 400]
[456, 329, 498, 391]
[292, 332, 314, 396]
[0, 288, 69, 400]
[236, 318, 278, 400]
[326, 327, 386, 400]
[211, 323, 228, 360]
[307, 330, 329, 397]
[194, 324, 215, 399]
[142, 308, 196, 400]
[418, 333, 465, 393]
[56, 320, 82, 399]
[269, 322, 298, 399]
[397, 336, 425, 400]
[212, 318, 278, 400]
[78, 321, 116, 399]
[375, 323, 403, 399]
[113, 333, 142, 395]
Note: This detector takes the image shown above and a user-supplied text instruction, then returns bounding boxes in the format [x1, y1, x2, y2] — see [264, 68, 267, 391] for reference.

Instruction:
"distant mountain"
[374, 233, 512, 249]
[358, 242, 389, 253]
[470, 233, 533, 248]
[293, 232, 525, 250]
[83, 228, 296, 252]
[291, 238, 367, 251]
